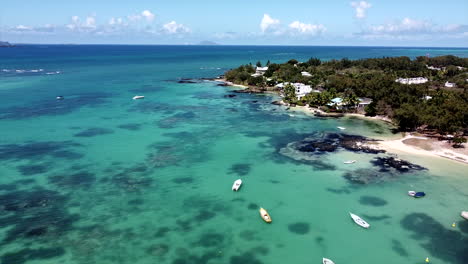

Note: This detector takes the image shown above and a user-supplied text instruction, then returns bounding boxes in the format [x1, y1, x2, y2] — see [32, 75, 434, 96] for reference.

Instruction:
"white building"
[256, 66, 268, 75]
[445, 81, 455, 88]
[301, 71, 312, 77]
[427, 65, 442, 71]
[293, 83, 312, 99]
[357, 97, 373, 111]
[395, 77, 428, 85]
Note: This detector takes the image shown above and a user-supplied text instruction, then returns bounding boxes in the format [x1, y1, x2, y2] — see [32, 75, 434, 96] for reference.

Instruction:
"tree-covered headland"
[224, 55, 468, 134]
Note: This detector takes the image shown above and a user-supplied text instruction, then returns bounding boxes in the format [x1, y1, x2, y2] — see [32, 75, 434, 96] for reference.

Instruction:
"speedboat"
[344, 160, 356, 164]
[56, 96, 64, 100]
[350, 213, 370, 228]
[337, 126, 346, 130]
[323, 258, 335, 264]
[133, 95, 145, 100]
[232, 179, 242, 191]
[461, 211, 468, 220]
[259, 207, 272, 223]
[408, 191, 426, 198]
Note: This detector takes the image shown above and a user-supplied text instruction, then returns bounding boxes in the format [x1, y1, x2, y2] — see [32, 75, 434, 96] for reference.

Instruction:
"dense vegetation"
[224, 55, 468, 134]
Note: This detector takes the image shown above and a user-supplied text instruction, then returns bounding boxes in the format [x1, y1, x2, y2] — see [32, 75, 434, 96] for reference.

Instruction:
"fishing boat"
[322, 258, 335, 264]
[232, 179, 242, 191]
[461, 211, 468, 220]
[408, 191, 426, 198]
[259, 207, 272, 223]
[344, 160, 356, 164]
[133, 95, 145, 100]
[349, 213, 370, 228]
[337, 126, 346, 130]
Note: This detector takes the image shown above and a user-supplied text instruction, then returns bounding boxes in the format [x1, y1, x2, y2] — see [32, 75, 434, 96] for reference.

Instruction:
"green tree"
[256, 61, 262, 67]
[452, 137, 467, 148]
[283, 84, 297, 103]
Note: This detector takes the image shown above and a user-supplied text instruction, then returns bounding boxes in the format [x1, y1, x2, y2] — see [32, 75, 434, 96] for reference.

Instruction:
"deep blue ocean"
[0, 45, 467, 264]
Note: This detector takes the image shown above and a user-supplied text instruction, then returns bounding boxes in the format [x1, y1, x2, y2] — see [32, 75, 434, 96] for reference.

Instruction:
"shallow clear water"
[0, 45, 467, 264]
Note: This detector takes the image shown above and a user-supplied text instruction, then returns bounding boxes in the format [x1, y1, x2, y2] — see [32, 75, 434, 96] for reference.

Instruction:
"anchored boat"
[232, 179, 242, 191]
[259, 207, 272, 223]
[350, 213, 370, 228]
[133, 95, 145, 100]
[408, 191, 426, 198]
[322, 258, 335, 264]
[461, 211, 468, 220]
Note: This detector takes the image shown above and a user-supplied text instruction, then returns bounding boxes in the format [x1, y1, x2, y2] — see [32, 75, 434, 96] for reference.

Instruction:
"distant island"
[197, 41, 219, 46]
[219, 55, 468, 161]
[0, 41, 13, 47]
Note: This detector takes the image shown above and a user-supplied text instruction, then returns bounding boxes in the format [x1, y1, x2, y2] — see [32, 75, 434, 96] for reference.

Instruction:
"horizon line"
[5, 42, 468, 49]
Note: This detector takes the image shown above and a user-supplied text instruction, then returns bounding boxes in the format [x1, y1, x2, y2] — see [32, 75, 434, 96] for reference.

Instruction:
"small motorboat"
[461, 211, 468, 220]
[133, 95, 145, 100]
[259, 207, 272, 223]
[350, 213, 370, 228]
[56, 96, 64, 100]
[232, 179, 242, 191]
[344, 160, 356, 164]
[337, 126, 346, 130]
[408, 191, 426, 198]
[323, 258, 335, 264]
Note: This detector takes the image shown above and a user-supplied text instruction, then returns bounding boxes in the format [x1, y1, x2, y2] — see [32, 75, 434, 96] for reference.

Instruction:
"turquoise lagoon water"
[0, 45, 467, 264]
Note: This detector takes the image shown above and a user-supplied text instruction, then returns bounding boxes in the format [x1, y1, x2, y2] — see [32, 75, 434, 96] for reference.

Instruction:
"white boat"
[323, 258, 335, 264]
[344, 160, 356, 164]
[259, 207, 272, 223]
[461, 211, 468, 220]
[350, 213, 370, 228]
[232, 179, 242, 191]
[337, 126, 346, 130]
[133, 95, 145, 100]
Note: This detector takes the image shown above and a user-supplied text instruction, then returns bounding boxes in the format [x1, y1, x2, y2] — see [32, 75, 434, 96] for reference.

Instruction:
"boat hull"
[259, 208, 272, 223]
[323, 258, 335, 264]
[350, 213, 370, 228]
[462, 211, 468, 220]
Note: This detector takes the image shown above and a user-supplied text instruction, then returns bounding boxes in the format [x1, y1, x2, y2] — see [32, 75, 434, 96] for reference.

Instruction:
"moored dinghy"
[337, 126, 346, 130]
[323, 258, 335, 264]
[350, 213, 370, 228]
[259, 207, 272, 223]
[344, 160, 356, 164]
[133, 95, 145, 100]
[461, 211, 468, 220]
[408, 191, 426, 198]
[232, 179, 242, 191]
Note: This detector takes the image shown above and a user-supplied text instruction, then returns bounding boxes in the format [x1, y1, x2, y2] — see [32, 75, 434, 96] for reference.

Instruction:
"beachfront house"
[293, 83, 313, 99]
[357, 97, 373, 112]
[445, 81, 456, 88]
[328, 97, 344, 109]
[301, 71, 312, 77]
[395, 77, 428, 85]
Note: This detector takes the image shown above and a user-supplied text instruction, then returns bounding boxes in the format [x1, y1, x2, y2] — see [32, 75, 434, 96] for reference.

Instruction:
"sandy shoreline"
[215, 79, 468, 166]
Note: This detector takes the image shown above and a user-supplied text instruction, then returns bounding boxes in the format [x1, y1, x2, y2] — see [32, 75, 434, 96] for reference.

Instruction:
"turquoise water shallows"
[0, 45, 467, 264]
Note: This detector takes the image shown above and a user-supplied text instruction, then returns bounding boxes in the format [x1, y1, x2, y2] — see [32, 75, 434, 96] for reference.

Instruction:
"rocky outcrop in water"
[371, 157, 426, 172]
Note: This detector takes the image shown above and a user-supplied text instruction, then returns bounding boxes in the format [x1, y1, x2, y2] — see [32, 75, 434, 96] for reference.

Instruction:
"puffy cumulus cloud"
[15, 25, 32, 31]
[351, 1, 371, 19]
[141, 10, 155, 22]
[288, 21, 326, 35]
[260, 14, 280, 33]
[162, 21, 190, 34]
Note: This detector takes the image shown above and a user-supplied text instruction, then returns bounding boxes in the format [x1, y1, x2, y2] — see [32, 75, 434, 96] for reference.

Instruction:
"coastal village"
[219, 56, 468, 164]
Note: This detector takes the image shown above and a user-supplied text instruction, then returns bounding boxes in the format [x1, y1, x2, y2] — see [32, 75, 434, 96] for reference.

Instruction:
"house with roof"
[445, 81, 456, 88]
[396, 77, 428, 85]
[327, 97, 344, 109]
[301, 71, 312, 77]
[357, 97, 373, 112]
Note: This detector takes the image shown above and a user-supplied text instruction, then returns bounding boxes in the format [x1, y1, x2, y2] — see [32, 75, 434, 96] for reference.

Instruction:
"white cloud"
[141, 10, 155, 22]
[15, 25, 32, 31]
[351, 1, 371, 19]
[288, 21, 326, 35]
[356, 17, 468, 40]
[260, 14, 280, 33]
[162, 21, 190, 34]
[85, 16, 96, 29]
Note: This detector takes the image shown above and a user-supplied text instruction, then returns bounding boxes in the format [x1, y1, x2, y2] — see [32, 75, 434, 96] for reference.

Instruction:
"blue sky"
[1, 0, 467, 46]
